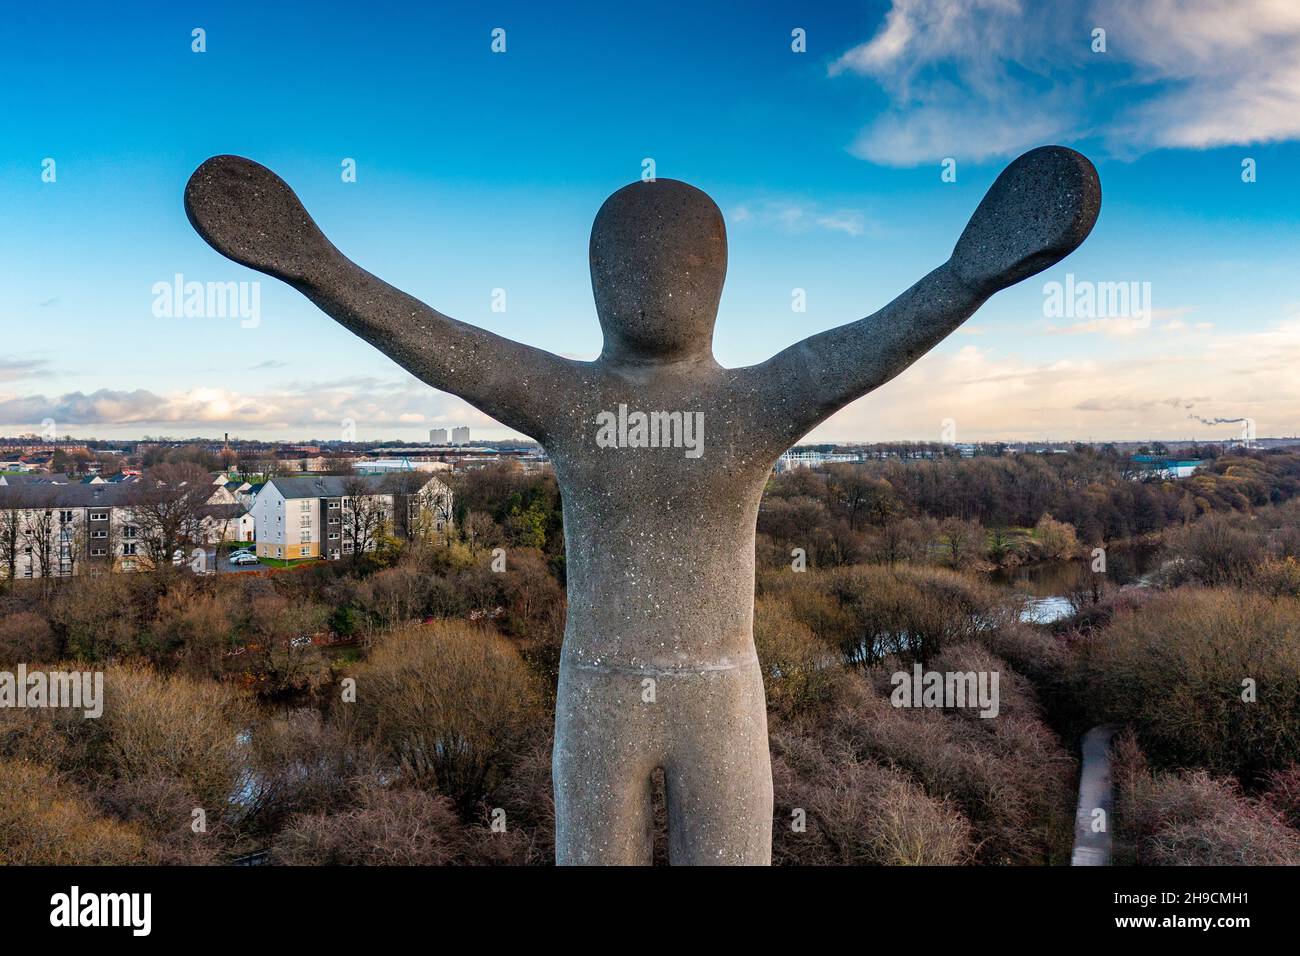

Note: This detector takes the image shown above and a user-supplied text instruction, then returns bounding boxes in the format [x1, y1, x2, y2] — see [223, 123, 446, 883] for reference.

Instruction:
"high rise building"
[429, 427, 448, 445]
[451, 426, 470, 445]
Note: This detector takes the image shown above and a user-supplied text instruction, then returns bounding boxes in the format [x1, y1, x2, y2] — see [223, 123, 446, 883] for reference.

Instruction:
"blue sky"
[3, 0, 1300, 443]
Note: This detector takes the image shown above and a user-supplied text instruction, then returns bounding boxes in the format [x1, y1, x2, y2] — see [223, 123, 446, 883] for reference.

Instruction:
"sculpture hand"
[185, 156, 576, 443]
[185, 155, 336, 286]
[948, 146, 1100, 298]
[747, 145, 1100, 449]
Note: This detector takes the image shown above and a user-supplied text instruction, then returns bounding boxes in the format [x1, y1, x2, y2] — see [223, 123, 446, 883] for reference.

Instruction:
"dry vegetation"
[1, 449, 1299, 864]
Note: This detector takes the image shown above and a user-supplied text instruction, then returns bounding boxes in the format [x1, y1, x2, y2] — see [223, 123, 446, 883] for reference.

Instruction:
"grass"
[256, 557, 318, 568]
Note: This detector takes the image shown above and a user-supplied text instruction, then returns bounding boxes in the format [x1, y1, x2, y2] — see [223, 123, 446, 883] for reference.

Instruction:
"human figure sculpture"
[185, 146, 1100, 865]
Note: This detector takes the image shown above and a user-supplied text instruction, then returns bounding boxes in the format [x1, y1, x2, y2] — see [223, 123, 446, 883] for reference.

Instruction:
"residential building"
[451, 426, 470, 445]
[0, 472, 249, 578]
[247, 473, 452, 561]
[429, 428, 448, 444]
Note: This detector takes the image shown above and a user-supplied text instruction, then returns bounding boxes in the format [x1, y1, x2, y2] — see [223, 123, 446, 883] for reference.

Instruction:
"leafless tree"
[123, 462, 214, 572]
[0, 486, 33, 586]
[24, 489, 59, 582]
[341, 477, 390, 562]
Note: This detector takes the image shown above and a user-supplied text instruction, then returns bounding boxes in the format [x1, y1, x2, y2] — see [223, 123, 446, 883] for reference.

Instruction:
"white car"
[230, 553, 260, 566]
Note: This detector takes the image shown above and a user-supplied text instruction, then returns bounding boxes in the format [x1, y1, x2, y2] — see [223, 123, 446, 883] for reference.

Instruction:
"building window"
[90, 548, 106, 557]
[90, 511, 108, 521]
[299, 532, 311, 544]
[123, 526, 138, 539]
[59, 510, 75, 523]
[328, 501, 340, 509]
[122, 543, 137, 556]
[91, 530, 107, 539]
[328, 532, 339, 540]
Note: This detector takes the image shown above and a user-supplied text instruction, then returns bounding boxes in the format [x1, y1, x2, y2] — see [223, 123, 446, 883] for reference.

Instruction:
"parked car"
[230, 553, 260, 566]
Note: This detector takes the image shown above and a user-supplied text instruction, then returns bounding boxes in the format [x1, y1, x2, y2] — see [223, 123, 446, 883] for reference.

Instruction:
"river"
[991, 543, 1159, 624]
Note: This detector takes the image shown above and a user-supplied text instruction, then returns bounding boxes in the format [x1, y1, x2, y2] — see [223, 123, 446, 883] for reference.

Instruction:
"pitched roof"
[267, 474, 394, 499]
[0, 482, 133, 508]
[267, 473, 442, 500]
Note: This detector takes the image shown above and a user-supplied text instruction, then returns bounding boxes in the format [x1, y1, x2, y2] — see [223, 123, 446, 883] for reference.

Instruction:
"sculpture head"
[590, 179, 727, 364]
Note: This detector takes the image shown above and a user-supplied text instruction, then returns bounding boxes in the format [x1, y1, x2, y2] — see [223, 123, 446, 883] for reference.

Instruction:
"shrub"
[0, 611, 60, 664]
[87, 664, 251, 808]
[1162, 514, 1261, 587]
[242, 709, 381, 833]
[94, 773, 224, 865]
[1113, 732, 1300, 865]
[1076, 588, 1300, 777]
[752, 596, 844, 718]
[832, 652, 1076, 864]
[0, 759, 147, 864]
[771, 729, 973, 865]
[150, 583, 236, 679]
[345, 621, 541, 808]
[272, 785, 521, 865]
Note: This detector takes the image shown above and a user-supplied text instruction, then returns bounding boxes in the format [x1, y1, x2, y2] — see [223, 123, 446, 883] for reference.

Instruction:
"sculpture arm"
[747, 146, 1101, 447]
[184, 155, 575, 443]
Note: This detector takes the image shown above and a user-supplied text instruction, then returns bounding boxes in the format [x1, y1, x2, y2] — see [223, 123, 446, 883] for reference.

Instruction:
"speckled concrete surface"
[185, 146, 1100, 865]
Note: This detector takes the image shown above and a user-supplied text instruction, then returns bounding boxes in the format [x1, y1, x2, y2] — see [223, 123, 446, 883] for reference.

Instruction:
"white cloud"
[832, 0, 1300, 164]
[0, 377, 520, 440]
[805, 315, 1300, 441]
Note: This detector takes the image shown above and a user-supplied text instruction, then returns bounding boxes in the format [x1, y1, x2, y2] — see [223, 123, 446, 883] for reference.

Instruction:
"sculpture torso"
[547, 358, 780, 671]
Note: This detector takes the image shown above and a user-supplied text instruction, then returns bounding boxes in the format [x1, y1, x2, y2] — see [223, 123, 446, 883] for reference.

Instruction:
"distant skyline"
[5, 1, 1300, 444]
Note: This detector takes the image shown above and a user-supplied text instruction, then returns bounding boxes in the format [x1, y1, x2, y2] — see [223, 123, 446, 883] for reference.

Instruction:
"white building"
[247, 473, 452, 561]
[451, 426, 470, 445]
[774, 449, 863, 473]
[429, 428, 448, 444]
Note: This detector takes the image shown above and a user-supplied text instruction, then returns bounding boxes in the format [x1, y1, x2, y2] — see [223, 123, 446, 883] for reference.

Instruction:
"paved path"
[1072, 724, 1120, 865]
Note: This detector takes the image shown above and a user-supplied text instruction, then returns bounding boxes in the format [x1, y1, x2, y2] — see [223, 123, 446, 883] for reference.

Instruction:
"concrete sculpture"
[185, 146, 1100, 865]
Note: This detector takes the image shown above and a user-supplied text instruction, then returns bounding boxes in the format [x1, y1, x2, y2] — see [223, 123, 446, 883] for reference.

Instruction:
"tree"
[938, 516, 984, 568]
[0, 486, 33, 585]
[341, 477, 390, 563]
[382, 472, 453, 545]
[23, 490, 58, 582]
[123, 462, 214, 572]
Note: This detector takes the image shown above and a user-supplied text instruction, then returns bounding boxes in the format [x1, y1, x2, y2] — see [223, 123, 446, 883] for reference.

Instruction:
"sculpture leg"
[661, 661, 773, 865]
[553, 664, 660, 865]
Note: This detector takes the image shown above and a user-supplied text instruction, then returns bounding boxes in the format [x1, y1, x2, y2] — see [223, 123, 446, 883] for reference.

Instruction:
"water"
[992, 543, 1158, 624]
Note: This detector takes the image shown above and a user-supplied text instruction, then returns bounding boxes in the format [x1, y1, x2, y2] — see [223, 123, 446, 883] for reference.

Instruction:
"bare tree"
[341, 477, 390, 562]
[0, 486, 33, 586]
[123, 462, 214, 572]
[24, 490, 58, 582]
[383, 472, 453, 545]
[56, 508, 88, 578]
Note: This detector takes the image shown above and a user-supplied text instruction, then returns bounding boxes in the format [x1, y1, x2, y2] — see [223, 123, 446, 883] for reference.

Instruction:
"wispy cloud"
[0, 358, 49, 383]
[730, 199, 872, 236]
[831, 0, 1300, 165]
[809, 315, 1300, 441]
